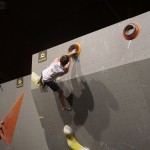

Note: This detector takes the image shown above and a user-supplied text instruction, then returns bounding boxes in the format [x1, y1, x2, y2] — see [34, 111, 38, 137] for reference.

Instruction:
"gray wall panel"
[31, 11, 150, 89]
[0, 76, 49, 150]
[31, 58, 150, 149]
[30, 11, 150, 150]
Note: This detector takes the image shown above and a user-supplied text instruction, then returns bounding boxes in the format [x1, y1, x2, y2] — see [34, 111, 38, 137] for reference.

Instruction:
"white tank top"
[42, 62, 64, 82]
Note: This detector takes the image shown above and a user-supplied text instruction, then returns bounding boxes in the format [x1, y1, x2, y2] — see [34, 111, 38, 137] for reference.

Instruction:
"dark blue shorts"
[44, 81, 60, 92]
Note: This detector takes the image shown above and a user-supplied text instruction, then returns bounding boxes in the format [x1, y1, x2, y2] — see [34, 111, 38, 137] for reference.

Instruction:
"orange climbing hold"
[123, 22, 140, 40]
[0, 92, 24, 145]
[68, 43, 81, 58]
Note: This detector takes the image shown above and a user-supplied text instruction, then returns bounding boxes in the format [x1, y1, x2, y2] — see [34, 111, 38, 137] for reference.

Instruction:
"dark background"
[0, 0, 149, 83]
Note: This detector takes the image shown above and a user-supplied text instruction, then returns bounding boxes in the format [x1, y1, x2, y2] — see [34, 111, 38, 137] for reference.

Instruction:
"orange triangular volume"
[1, 92, 24, 144]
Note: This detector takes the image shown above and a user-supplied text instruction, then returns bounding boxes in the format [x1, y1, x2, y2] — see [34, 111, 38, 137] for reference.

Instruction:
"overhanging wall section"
[31, 11, 150, 149]
[31, 11, 150, 88]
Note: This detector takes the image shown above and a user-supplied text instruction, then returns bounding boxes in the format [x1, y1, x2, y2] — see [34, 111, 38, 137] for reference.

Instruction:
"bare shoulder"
[54, 57, 60, 63]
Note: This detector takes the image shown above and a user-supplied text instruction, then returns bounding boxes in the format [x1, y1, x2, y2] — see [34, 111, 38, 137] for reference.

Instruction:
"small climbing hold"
[68, 43, 81, 59]
[123, 22, 140, 40]
[63, 125, 90, 150]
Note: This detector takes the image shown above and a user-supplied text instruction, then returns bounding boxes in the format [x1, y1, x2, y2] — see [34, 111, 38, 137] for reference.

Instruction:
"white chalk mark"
[128, 40, 132, 48]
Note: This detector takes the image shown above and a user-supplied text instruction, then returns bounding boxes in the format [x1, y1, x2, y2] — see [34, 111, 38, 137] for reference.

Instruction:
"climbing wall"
[0, 76, 49, 150]
[0, 11, 150, 150]
[31, 11, 150, 150]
